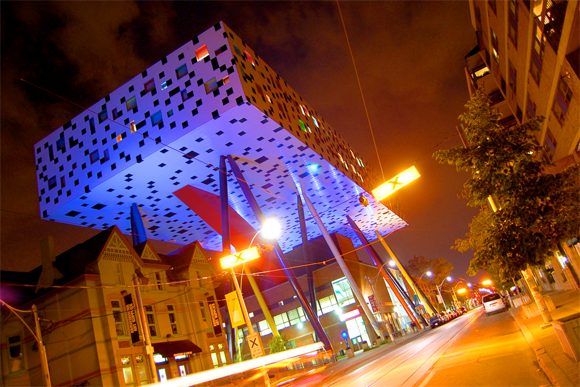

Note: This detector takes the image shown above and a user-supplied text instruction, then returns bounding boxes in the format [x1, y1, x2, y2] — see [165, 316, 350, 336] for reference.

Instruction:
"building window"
[258, 320, 272, 336]
[552, 77, 572, 125]
[508, 60, 517, 95]
[145, 305, 159, 337]
[273, 312, 290, 331]
[543, 128, 557, 161]
[195, 45, 209, 61]
[56, 137, 65, 152]
[151, 111, 163, 127]
[112, 108, 121, 120]
[244, 51, 255, 66]
[332, 278, 356, 307]
[112, 300, 127, 336]
[196, 270, 204, 287]
[508, 0, 518, 48]
[176, 64, 188, 79]
[167, 305, 179, 335]
[144, 79, 155, 94]
[288, 307, 306, 326]
[526, 93, 536, 120]
[103, 149, 110, 162]
[181, 89, 189, 102]
[317, 295, 338, 316]
[90, 150, 100, 164]
[491, 29, 499, 63]
[530, 23, 545, 85]
[204, 78, 218, 94]
[8, 335, 24, 373]
[126, 97, 137, 111]
[130, 120, 137, 133]
[48, 176, 57, 190]
[154, 272, 163, 290]
[99, 109, 108, 124]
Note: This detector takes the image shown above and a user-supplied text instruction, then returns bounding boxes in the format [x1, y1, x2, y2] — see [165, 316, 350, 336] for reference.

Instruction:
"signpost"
[123, 294, 140, 344]
[247, 332, 264, 359]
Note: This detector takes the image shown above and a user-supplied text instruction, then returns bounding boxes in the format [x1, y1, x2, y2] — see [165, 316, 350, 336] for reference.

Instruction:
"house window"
[196, 270, 204, 287]
[195, 45, 209, 61]
[99, 109, 108, 124]
[126, 97, 137, 111]
[552, 77, 572, 125]
[491, 29, 499, 63]
[90, 150, 100, 164]
[204, 78, 218, 94]
[508, 60, 517, 95]
[144, 79, 155, 93]
[8, 335, 24, 373]
[151, 111, 163, 127]
[167, 305, 179, 335]
[145, 305, 159, 337]
[154, 272, 163, 291]
[111, 300, 127, 336]
[176, 64, 188, 79]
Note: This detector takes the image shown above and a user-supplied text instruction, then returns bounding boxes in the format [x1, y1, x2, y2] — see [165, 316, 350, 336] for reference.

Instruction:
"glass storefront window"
[332, 278, 355, 307]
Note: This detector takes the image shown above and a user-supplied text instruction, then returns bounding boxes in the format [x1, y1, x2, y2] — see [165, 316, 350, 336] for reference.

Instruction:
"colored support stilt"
[130, 203, 148, 246]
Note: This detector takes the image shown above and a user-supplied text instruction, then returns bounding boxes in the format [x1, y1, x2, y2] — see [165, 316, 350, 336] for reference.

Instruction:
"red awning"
[153, 340, 202, 358]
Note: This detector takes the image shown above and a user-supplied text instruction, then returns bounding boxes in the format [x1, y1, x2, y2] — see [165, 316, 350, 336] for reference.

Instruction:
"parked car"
[439, 311, 450, 322]
[429, 314, 444, 328]
[482, 293, 508, 316]
[459, 306, 467, 314]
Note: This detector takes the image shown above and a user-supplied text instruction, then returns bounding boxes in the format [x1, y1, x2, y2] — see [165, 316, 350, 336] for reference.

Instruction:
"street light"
[372, 166, 421, 200]
[419, 271, 433, 280]
[436, 276, 452, 311]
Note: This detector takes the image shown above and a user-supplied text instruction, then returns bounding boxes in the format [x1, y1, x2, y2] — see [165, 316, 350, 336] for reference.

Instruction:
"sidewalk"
[510, 290, 580, 387]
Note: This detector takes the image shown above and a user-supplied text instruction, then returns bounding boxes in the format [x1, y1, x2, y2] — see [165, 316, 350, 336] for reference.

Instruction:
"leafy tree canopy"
[435, 89, 579, 276]
[407, 255, 454, 288]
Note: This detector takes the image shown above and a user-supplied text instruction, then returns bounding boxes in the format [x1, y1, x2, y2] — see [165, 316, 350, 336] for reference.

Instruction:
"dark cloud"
[1, 1, 482, 281]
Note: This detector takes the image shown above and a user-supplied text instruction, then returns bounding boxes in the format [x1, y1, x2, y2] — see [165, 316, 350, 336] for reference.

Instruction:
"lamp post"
[436, 277, 452, 311]
[451, 281, 465, 309]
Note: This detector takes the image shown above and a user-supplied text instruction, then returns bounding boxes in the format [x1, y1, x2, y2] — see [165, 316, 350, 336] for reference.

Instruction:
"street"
[307, 308, 550, 387]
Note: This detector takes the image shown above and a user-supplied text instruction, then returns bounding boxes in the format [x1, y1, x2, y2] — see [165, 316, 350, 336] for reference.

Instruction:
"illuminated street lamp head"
[447, 276, 452, 282]
[389, 260, 397, 267]
[467, 283, 473, 288]
[426, 271, 433, 277]
[260, 217, 280, 240]
[220, 246, 261, 269]
[457, 288, 467, 294]
[372, 165, 420, 201]
[482, 280, 492, 286]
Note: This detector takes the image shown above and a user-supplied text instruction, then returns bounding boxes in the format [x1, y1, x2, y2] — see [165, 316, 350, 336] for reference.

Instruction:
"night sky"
[1, 1, 481, 281]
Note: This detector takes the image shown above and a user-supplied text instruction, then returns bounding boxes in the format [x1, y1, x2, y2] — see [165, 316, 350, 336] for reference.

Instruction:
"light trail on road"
[317, 309, 482, 387]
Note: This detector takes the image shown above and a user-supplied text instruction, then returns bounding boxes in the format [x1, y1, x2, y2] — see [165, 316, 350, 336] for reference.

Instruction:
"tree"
[434, 89, 579, 278]
[431, 257, 454, 288]
[268, 334, 289, 354]
[407, 255, 432, 277]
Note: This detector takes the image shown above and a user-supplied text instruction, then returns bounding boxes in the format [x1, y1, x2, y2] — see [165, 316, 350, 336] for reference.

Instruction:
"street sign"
[368, 294, 379, 313]
[247, 332, 264, 359]
[225, 291, 245, 328]
[123, 294, 140, 344]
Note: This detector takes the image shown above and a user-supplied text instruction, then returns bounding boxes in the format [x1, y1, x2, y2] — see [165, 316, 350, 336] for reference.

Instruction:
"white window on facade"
[288, 307, 306, 326]
[111, 300, 127, 336]
[273, 312, 290, 330]
[167, 304, 179, 335]
[145, 305, 159, 337]
[318, 295, 338, 316]
[258, 320, 272, 336]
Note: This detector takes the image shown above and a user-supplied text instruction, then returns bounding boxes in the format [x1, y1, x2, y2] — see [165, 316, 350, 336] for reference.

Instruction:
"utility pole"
[132, 274, 159, 384]
[32, 305, 51, 387]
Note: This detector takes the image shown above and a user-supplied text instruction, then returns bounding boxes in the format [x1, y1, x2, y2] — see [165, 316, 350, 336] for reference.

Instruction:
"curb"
[510, 309, 574, 387]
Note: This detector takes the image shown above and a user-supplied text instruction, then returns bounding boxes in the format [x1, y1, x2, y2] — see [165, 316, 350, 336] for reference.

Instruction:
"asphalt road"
[308, 307, 550, 387]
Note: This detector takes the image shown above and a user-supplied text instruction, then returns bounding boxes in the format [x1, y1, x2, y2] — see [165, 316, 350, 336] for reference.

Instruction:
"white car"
[482, 293, 507, 316]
